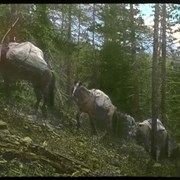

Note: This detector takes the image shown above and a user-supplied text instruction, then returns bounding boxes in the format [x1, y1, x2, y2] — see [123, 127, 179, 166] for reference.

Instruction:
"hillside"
[0, 97, 179, 177]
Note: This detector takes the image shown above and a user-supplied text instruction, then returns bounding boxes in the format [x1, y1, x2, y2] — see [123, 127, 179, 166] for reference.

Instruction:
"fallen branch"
[0, 140, 91, 175]
[28, 144, 90, 170]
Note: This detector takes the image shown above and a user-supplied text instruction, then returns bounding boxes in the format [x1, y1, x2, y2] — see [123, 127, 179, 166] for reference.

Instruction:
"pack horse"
[72, 81, 117, 136]
[0, 41, 55, 116]
[135, 119, 169, 161]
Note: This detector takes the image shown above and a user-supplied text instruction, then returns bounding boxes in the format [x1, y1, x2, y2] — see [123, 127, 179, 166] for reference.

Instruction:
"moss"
[0, 97, 179, 177]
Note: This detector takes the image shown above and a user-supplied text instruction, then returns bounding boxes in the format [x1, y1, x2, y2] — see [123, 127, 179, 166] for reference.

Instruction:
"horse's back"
[141, 119, 165, 131]
[6, 41, 47, 72]
[90, 89, 115, 112]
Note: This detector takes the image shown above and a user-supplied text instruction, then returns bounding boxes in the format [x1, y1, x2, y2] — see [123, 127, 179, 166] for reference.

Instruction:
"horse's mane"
[81, 85, 91, 93]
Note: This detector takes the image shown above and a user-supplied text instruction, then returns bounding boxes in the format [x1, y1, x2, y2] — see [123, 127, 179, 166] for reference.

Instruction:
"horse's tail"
[112, 110, 124, 137]
[48, 71, 55, 107]
[112, 111, 132, 138]
[112, 110, 118, 136]
[164, 131, 169, 157]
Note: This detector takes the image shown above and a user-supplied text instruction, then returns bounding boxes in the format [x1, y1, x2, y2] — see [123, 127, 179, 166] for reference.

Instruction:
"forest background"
[0, 4, 179, 176]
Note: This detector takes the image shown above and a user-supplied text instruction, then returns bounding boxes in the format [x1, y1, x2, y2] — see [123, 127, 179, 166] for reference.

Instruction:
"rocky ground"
[0, 101, 179, 177]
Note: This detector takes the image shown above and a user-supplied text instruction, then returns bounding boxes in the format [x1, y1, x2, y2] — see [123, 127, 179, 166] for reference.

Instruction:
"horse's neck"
[78, 87, 92, 105]
[82, 86, 91, 95]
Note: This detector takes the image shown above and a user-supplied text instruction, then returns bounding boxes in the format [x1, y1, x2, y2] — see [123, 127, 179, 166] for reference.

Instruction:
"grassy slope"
[0, 87, 179, 177]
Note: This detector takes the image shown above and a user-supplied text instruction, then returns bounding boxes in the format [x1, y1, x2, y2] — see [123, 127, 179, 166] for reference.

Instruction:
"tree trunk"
[91, 4, 98, 88]
[160, 4, 167, 126]
[36, 4, 48, 51]
[77, 4, 81, 49]
[75, 4, 81, 81]
[66, 4, 72, 97]
[61, 4, 65, 37]
[130, 4, 140, 120]
[122, 4, 126, 49]
[151, 4, 160, 161]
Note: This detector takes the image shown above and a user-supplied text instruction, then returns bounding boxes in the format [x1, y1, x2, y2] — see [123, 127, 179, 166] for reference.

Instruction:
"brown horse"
[72, 81, 139, 140]
[0, 42, 55, 116]
[72, 81, 118, 136]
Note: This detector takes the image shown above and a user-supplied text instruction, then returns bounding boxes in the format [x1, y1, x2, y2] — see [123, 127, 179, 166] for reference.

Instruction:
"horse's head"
[72, 81, 82, 98]
[71, 81, 90, 104]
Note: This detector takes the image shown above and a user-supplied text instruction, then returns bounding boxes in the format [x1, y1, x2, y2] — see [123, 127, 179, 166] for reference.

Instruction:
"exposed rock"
[0, 120, 8, 130]
[21, 136, 33, 146]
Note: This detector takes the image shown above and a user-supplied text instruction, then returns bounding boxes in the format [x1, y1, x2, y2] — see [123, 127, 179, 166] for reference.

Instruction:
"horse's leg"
[107, 116, 113, 137]
[76, 111, 81, 130]
[3, 76, 11, 99]
[106, 106, 116, 137]
[144, 131, 151, 153]
[158, 130, 168, 161]
[89, 115, 97, 135]
[41, 69, 53, 118]
[41, 86, 49, 118]
[101, 116, 112, 141]
[33, 86, 42, 115]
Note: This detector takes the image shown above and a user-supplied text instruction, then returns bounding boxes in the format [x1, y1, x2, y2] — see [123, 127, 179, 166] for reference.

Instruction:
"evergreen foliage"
[0, 4, 179, 175]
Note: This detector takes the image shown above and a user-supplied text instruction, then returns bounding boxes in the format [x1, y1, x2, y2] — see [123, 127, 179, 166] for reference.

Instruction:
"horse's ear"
[74, 80, 82, 85]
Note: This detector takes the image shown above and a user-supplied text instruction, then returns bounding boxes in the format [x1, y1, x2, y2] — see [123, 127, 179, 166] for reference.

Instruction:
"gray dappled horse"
[133, 119, 169, 161]
[0, 42, 55, 116]
[72, 81, 136, 138]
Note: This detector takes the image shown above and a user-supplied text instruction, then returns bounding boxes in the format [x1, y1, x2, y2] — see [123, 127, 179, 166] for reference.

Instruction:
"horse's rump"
[90, 89, 116, 117]
[0, 41, 55, 114]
